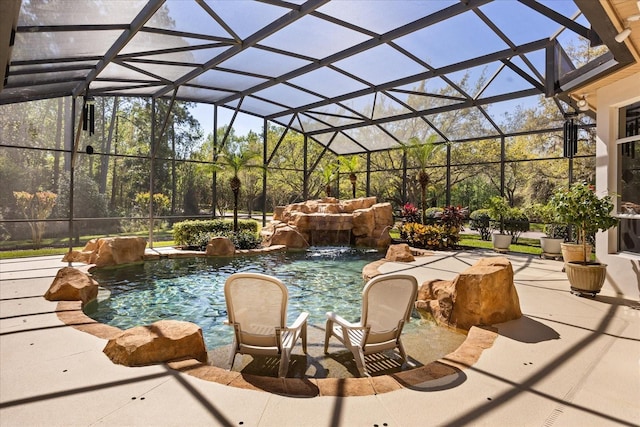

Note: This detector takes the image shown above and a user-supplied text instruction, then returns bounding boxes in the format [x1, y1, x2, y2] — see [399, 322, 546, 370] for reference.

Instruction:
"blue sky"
[186, 0, 585, 140]
[190, 103, 263, 138]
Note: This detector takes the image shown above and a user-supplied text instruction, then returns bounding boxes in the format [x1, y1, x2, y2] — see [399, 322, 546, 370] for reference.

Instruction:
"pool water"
[87, 247, 389, 349]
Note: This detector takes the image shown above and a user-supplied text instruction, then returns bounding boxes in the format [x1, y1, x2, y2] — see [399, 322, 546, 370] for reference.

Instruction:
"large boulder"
[261, 222, 309, 248]
[103, 320, 207, 366]
[385, 244, 415, 262]
[44, 267, 98, 304]
[415, 257, 522, 331]
[341, 197, 377, 212]
[63, 237, 147, 267]
[94, 237, 147, 267]
[352, 208, 375, 237]
[372, 202, 394, 227]
[205, 236, 235, 256]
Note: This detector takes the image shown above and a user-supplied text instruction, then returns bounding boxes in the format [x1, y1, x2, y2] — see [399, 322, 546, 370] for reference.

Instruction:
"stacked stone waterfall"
[260, 197, 394, 249]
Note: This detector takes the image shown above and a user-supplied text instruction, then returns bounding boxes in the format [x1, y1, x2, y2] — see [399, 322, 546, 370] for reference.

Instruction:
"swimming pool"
[86, 247, 387, 349]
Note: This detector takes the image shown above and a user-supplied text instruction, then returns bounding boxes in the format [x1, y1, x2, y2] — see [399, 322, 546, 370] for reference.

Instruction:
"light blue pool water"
[86, 247, 389, 349]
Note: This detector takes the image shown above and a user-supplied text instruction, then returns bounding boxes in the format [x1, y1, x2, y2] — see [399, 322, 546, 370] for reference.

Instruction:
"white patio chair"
[224, 272, 308, 378]
[324, 274, 418, 377]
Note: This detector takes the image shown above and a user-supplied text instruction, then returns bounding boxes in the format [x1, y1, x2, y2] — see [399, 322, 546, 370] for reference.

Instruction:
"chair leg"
[397, 338, 407, 363]
[278, 352, 290, 378]
[301, 324, 308, 354]
[352, 346, 368, 377]
[228, 350, 237, 370]
[324, 320, 332, 354]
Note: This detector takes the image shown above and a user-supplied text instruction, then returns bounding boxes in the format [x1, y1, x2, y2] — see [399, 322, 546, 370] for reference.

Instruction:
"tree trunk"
[231, 176, 241, 232]
[233, 189, 239, 232]
[350, 173, 356, 198]
[100, 97, 118, 194]
[419, 170, 429, 224]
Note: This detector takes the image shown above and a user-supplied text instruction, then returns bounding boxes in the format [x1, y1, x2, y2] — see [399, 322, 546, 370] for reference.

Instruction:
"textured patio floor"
[1, 249, 638, 426]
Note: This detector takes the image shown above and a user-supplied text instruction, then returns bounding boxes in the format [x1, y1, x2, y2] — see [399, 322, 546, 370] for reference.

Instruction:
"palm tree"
[220, 143, 260, 231]
[406, 135, 440, 224]
[338, 155, 360, 198]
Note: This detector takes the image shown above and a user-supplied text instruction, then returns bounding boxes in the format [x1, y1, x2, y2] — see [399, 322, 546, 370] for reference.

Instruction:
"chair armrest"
[288, 312, 309, 331]
[326, 311, 360, 328]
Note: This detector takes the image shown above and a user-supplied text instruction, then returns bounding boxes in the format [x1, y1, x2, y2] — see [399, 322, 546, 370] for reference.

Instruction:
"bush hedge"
[469, 209, 491, 241]
[173, 219, 258, 246]
[503, 208, 530, 243]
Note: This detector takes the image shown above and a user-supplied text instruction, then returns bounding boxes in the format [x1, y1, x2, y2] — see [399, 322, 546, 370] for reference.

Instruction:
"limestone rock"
[205, 236, 235, 256]
[103, 320, 208, 366]
[318, 203, 342, 214]
[261, 222, 309, 248]
[415, 257, 522, 331]
[44, 267, 98, 304]
[291, 212, 311, 229]
[416, 278, 453, 301]
[385, 244, 415, 262]
[352, 208, 374, 237]
[63, 237, 147, 267]
[62, 249, 92, 264]
[272, 205, 286, 221]
[94, 237, 147, 267]
[341, 197, 377, 212]
[372, 202, 394, 228]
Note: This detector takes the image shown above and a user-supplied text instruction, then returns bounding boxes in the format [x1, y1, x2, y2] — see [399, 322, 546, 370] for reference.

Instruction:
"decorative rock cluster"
[45, 264, 208, 367]
[62, 236, 147, 267]
[415, 257, 522, 331]
[260, 197, 394, 249]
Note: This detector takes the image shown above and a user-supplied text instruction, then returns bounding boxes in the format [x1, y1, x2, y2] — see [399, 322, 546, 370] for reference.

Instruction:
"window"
[617, 101, 640, 254]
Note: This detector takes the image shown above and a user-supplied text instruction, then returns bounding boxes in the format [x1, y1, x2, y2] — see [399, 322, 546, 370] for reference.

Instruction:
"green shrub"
[400, 222, 460, 250]
[469, 209, 491, 241]
[424, 207, 443, 218]
[503, 208, 530, 243]
[173, 219, 258, 246]
[228, 230, 262, 250]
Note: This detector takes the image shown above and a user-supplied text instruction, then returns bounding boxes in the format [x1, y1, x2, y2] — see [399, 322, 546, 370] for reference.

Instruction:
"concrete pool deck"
[1, 249, 639, 426]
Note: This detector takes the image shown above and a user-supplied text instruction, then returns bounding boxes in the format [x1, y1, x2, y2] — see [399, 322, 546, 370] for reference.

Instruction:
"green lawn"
[389, 229, 542, 256]
[459, 234, 542, 255]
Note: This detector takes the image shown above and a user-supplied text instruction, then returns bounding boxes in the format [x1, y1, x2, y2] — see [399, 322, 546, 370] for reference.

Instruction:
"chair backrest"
[224, 273, 288, 347]
[361, 274, 418, 335]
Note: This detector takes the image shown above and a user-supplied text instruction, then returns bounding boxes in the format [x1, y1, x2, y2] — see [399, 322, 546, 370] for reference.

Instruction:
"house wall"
[595, 71, 640, 299]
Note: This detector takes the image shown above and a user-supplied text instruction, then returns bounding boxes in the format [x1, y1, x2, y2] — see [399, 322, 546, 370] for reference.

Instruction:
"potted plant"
[540, 222, 567, 258]
[503, 206, 530, 244]
[486, 196, 512, 251]
[534, 202, 566, 258]
[549, 182, 618, 297]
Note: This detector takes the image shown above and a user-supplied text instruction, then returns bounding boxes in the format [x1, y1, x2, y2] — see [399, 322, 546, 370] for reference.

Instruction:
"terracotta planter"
[540, 237, 563, 256]
[565, 261, 607, 297]
[492, 233, 511, 251]
[560, 242, 593, 263]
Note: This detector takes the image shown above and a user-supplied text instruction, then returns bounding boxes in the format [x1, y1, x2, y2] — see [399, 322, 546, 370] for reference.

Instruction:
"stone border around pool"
[54, 246, 497, 397]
